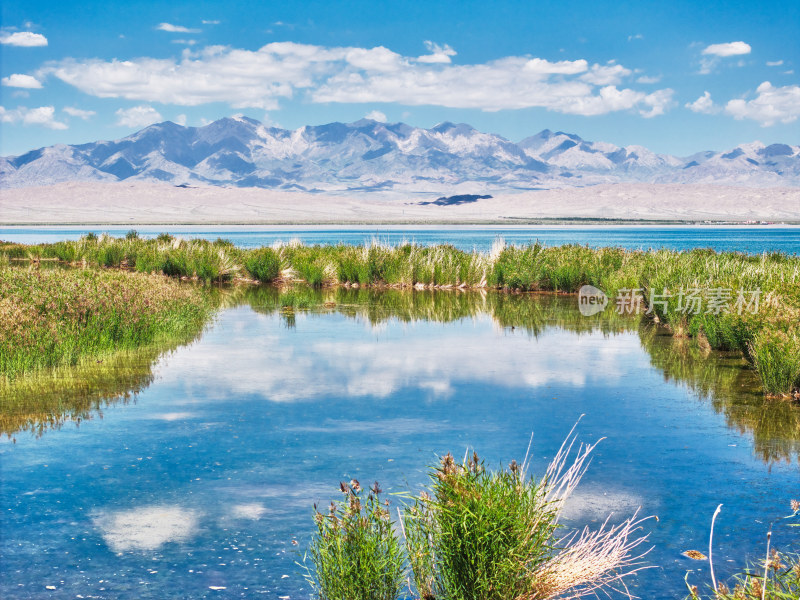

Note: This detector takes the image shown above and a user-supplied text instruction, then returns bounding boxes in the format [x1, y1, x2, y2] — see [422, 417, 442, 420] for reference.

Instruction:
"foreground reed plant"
[402, 431, 651, 600]
[303, 480, 406, 600]
[305, 430, 650, 600]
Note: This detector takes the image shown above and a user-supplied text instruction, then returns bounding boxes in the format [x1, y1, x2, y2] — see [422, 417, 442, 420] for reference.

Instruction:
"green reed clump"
[243, 247, 281, 282]
[303, 480, 406, 600]
[0, 265, 213, 379]
[404, 452, 559, 600]
[402, 435, 651, 600]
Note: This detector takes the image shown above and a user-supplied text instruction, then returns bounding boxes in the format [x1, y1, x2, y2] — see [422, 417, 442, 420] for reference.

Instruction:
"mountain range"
[2, 117, 798, 191]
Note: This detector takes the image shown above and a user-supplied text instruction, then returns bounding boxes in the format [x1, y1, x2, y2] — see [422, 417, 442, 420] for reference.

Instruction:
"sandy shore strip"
[1, 181, 799, 224]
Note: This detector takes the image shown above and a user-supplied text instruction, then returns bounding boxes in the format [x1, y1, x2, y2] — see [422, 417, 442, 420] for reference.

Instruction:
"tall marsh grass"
[0, 265, 212, 379]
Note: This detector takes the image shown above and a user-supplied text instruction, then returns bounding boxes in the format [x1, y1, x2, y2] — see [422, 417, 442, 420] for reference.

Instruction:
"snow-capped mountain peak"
[1, 118, 798, 190]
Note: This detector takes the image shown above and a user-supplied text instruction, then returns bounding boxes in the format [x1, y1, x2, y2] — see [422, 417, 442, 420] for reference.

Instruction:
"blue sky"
[1, 0, 798, 156]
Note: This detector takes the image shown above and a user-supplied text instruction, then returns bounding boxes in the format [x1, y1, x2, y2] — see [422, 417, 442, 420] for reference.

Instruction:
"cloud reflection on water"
[158, 311, 642, 404]
[93, 505, 199, 553]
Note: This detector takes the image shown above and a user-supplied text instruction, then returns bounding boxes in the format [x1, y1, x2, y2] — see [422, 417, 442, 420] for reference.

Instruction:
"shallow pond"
[1, 289, 799, 599]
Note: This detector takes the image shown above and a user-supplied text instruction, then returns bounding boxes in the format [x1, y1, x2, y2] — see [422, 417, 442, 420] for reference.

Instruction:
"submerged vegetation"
[305, 433, 651, 600]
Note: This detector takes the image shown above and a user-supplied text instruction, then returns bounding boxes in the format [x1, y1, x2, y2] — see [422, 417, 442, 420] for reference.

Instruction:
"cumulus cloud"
[417, 41, 457, 64]
[314, 55, 672, 116]
[156, 22, 200, 33]
[174, 113, 187, 125]
[115, 105, 163, 128]
[0, 105, 67, 129]
[636, 75, 661, 84]
[0, 31, 48, 46]
[685, 91, 719, 114]
[364, 109, 387, 122]
[698, 41, 751, 74]
[766, 60, 784, 67]
[702, 41, 751, 57]
[1, 73, 42, 88]
[724, 82, 800, 126]
[63, 106, 96, 119]
[41, 42, 674, 118]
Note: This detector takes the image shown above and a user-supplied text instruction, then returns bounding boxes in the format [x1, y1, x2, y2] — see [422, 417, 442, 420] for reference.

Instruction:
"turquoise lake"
[2, 225, 799, 254]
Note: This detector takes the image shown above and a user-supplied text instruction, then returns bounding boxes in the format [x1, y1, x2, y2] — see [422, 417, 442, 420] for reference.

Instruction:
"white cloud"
[174, 113, 187, 125]
[627, 34, 644, 41]
[202, 20, 220, 25]
[702, 41, 751, 57]
[636, 75, 661, 84]
[364, 109, 387, 122]
[685, 91, 719, 114]
[42, 42, 674, 117]
[63, 106, 96, 119]
[1, 73, 42, 88]
[724, 82, 800, 126]
[156, 22, 200, 33]
[171, 39, 197, 46]
[115, 105, 163, 128]
[417, 41, 457, 64]
[766, 60, 784, 67]
[0, 31, 48, 46]
[698, 41, 752, 74]
[315, 55, 672, 116]
[0, 105, 67, 129]
[580, 63, 631, 85]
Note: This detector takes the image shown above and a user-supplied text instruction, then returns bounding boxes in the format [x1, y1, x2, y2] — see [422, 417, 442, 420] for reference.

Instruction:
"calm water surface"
[1, 290, 799, 599]
[1, 225, 799, 254]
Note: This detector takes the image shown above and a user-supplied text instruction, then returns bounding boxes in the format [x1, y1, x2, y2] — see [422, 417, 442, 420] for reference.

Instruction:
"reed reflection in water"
[2, 285, 798, 466]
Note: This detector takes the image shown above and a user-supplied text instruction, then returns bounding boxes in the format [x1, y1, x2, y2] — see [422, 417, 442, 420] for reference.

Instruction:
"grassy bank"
[2, 235, 799, 395]
[0, 265, 213, 380]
